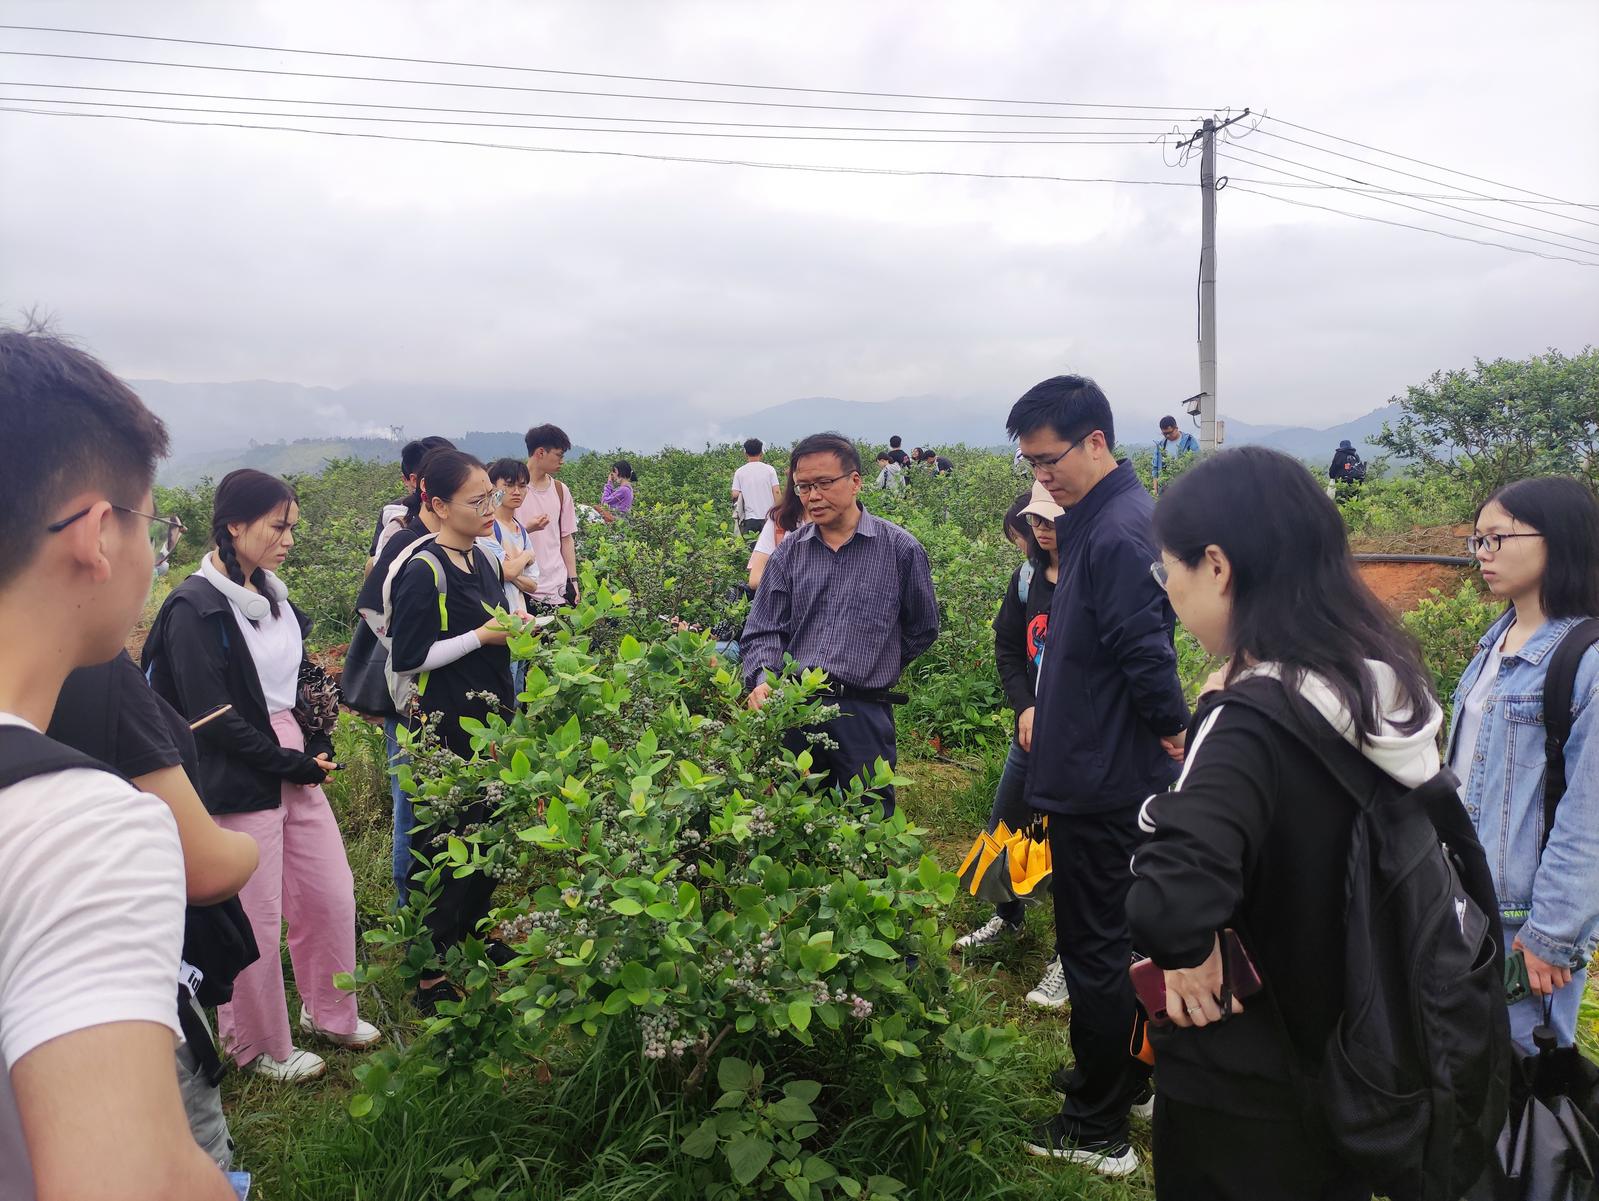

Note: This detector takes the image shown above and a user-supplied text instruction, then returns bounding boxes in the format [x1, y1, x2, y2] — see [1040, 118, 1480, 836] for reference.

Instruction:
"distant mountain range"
[135, 377, 1401, 484]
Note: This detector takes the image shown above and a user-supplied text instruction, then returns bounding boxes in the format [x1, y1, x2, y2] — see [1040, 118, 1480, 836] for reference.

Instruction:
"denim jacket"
[1446, 609, 1599, 967]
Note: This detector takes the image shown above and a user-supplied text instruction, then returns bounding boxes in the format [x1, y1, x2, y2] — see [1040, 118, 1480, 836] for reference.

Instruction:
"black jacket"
[1127, 681, 1358, 1118]
[143, 574, 331, 814]
[993, 559, 1056, 717]
[1329, 447, 1363, 481]
[1025, 461, 1188, 815]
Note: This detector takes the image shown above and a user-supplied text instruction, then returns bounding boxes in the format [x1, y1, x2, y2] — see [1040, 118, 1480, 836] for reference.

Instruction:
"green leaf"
[348, 1093, 373, 1118]
[784, 1080, 823, 1104]
[768, 1096, 816, 1124]
[725, 1135, 775, 1186]
[783, 1180, 810, 1201]
[733, 885, 766, 913]
[859, 939, 897, 959]
[609, 897, 644, 915]
[735, 1012, 757, 1033]
[916, 856, 940, 890]
[618, 633, 644, 661]
[620, 962, 650, 992]
[717, 1056, 755, 1094]
[788, 1000, 812, 1032]
[680, 1117, 719, 1159]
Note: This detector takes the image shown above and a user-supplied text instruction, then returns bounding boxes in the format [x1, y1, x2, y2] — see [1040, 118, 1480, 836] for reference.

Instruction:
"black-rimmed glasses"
[47, 505, 186, 568]
[1466, 532, 1542, 554]
[793, 475, 854, 496]
[1016, 440, 1082, 476]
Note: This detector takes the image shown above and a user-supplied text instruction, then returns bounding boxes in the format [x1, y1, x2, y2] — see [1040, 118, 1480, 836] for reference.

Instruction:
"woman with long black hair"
[1122, 447, 1448, 1196]
[387, 450, 524, 1011]
[1449, 476, 1599, 1051]
[145, 469, 377, 1083]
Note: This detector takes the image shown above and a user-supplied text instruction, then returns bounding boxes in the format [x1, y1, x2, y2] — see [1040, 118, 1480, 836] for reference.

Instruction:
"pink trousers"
[216, 711, 358, 1065]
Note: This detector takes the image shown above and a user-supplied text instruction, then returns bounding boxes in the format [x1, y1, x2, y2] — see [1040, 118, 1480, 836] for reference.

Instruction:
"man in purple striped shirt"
[742, 433, 939, 814]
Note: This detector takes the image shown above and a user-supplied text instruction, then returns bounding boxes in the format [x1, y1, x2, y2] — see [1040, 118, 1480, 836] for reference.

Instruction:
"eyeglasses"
[1016, 440, 1083, 476]
[47, 504, 186, 568]
[450, 489, 507, 517]
[1466, 532, 1542, 554]
[1149, 561, 1170, 590]
[793, 474, 854, 496]
[1023, 512, 1055, 529]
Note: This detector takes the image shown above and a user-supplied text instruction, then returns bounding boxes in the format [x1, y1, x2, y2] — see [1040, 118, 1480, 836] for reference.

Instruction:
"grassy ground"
[220, 732, 1598, 1199]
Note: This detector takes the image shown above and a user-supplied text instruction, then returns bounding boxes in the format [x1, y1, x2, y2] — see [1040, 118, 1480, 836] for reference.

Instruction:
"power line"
[1219, 143, 1599, 253]
[0, 50, 1217, 124]
[0, 104, 1207, 187]
[0, 95, 1162, 144]
[1226, 184, 1599, 269]
[0, 24, 1216, 112]
[1203, 175, 1598, 206]
[1263, 114, 1595, 207]
[0, 80, 1195, 131]
[1252, 120, 1599, 232]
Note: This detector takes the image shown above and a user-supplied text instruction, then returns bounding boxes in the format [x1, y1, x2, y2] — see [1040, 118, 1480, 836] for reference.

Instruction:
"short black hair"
[487, 457, 530, 487]
[744, 438, 764, 457]
[1482, 477, 1599, 619]
[611, 459, 636, 481]
[1159, 415, 1177, 430]
[0, 323, 170, 589]
[876, 452, 891, 463]
[789, 432, 861, 477]
[524, 423, 572, 455]
[889, 435, 903, 449]
[1006, 374, 1116, 448]
[401, 435, 455, 478]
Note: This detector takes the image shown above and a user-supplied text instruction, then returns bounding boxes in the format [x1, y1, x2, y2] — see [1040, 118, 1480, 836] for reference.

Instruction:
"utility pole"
[1198, 118, 1218, 454]
[1176, 109, 1249, 454]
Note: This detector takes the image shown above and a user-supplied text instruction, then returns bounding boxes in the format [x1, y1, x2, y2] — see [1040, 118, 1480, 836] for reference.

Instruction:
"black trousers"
[410, 800, 497, 954]
[784, 698, 897, 816]
[740, 518, 766, 536]
[1152, 1095, 1370, 1200]
[1048, 806, 1151, 1141]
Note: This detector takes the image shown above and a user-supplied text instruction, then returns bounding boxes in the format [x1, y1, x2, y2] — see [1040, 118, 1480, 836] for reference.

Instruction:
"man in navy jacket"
[1010, 375, 1190, 1177]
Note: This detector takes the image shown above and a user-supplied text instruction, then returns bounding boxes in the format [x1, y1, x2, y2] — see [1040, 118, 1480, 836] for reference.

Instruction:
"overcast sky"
[2, 0, 1596, 440]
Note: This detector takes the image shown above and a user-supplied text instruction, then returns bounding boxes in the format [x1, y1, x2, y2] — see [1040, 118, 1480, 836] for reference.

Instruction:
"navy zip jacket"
[1026, 460, 1189, 815]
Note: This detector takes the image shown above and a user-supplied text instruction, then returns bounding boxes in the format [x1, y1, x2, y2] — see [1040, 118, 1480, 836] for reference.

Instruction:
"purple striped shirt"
[741, 507, 939, 691]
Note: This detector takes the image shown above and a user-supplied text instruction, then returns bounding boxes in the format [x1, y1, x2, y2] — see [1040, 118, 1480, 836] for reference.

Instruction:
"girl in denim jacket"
[1447, 477, 1599, 1050]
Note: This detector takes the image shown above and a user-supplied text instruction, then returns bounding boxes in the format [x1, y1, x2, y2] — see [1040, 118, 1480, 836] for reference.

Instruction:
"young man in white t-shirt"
[731, 438, 781, 536]
[514, 423, 580, 608]
[0, 327, 234, 1200]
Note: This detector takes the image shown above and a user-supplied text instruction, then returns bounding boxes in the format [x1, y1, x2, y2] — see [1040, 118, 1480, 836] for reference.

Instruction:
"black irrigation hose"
[1353, 553, 1474, 567]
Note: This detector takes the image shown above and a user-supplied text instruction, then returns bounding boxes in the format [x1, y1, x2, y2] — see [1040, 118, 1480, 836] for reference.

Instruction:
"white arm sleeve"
[419, 630, 483, 672]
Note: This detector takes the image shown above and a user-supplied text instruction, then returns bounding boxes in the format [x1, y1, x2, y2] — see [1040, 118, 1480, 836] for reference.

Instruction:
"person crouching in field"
[145, 469, 379, 1083]
[739, 433, 939, 815]
[388, 451, 530, 1012]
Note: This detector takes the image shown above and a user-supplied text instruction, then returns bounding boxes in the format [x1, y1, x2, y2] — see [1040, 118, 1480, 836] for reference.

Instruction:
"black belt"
[825, 685, 909, 706]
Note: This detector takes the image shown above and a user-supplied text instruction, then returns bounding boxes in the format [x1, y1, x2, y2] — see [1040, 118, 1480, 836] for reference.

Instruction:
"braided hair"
[210, 469, 297, 621]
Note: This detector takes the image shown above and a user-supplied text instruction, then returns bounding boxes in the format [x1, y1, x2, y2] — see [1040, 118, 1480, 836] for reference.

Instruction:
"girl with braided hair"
[144, 469, 378, 1083]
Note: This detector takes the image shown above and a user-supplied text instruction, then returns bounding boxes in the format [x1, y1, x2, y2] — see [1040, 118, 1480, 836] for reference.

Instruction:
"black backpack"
[1540, 618, 1599, 852]
[1226, 681, 1509, 1201]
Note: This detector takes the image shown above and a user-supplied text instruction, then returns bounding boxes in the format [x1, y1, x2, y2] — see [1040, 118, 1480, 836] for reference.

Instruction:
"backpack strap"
[0, 725, 117, 789]
[1541, 617, 1599, 856]
[554, 478, 572, 536]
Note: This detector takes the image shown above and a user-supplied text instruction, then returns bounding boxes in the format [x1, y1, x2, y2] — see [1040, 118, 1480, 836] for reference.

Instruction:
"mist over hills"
[136, 377, 1401, 485]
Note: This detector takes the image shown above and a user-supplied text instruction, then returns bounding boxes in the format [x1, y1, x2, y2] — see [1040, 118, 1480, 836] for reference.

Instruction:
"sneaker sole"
[299, 1014, 382, 1049]
[1023, 1141, 1138, 1177]
[1025, 992, 1070, 1009]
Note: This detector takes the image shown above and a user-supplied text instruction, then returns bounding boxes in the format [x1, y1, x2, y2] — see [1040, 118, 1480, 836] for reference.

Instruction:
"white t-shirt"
[751, 518, 779, 559]
[731, 461, 780, 522]
[199, 555, 302, 714]
[0, 714, 185, 1201]
[1450, 638, 1506, 784]
[477, 517, 537, 613]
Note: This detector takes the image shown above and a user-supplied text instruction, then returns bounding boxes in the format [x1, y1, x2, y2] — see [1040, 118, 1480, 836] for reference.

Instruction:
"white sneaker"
[249, 1047, 326, 1082]
[299, 1007, 382, 1049]
[1131, 1087, 1156, 1122]
[1025, 957, 1070, 1008]
[954, 915, 1022, 951]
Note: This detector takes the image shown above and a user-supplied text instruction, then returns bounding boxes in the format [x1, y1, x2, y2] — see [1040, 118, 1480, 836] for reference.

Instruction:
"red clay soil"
[1356, 560, 1471, 613]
